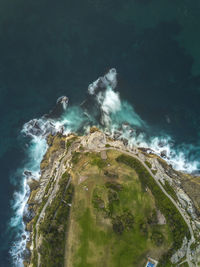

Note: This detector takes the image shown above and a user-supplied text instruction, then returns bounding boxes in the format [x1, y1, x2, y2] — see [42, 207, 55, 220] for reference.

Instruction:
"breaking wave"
[9, 68, 200, 265]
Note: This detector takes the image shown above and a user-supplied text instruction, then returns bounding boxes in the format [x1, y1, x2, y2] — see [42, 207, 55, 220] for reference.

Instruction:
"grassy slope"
[66, 150, 173, 267]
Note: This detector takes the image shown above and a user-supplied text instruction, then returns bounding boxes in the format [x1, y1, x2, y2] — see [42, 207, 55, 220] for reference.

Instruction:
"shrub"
[90, 155, 107, 169]
[151, 230, 164, 246]
[71, 151, 80, 164]
[105, 144, 111, 148]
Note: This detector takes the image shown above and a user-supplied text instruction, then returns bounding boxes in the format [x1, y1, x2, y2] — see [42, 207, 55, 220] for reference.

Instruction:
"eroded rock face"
[177, 189, 197, 219]
[23, 207, 35, 224]
[171, 237, 188, 264]
[195, 220, 200, 229]
[81, 131, 106, 150]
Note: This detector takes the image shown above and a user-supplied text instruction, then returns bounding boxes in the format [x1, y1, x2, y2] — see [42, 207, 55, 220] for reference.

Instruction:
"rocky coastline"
[23, 128, 200, 267]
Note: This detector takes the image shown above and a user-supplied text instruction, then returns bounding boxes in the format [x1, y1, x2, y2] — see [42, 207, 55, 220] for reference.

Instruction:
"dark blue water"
[1, 0, 200, 266]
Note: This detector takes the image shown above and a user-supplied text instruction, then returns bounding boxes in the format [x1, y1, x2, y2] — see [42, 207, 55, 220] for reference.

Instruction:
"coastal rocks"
[27, 177, 39, 191]
[160, 150, 167, 158]
[88, 68, 117, 95]
[90, 126, 99, 133]
[107, 139, 125, 150]
[171, 237, 188, 264]
[195, 220, 200, 229]
[177, 189, 197, 219]
[23, 207, 35, 224]
[81, 131, 106, 150]
[22, 118, 60, 137]
[21, 248, 31, 261]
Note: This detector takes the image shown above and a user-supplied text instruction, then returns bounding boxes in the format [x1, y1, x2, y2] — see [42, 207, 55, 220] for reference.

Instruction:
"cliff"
[24, 128, 200, 267]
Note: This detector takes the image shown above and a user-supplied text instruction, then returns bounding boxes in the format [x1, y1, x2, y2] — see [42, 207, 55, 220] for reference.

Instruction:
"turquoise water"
[0, 0, 200, 266]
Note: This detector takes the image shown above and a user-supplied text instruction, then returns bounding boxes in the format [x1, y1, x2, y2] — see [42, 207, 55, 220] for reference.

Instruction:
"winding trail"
[99, 147, 196, 267]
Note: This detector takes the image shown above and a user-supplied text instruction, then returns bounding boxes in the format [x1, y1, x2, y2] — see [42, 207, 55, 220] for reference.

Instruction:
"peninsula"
[24, 127, 200, 267]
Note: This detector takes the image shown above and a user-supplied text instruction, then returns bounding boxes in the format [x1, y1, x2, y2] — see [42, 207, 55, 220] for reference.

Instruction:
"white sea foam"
[88, 68, 117, 95]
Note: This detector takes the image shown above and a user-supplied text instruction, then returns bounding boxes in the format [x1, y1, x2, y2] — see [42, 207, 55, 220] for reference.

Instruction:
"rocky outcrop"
[81, 130, 106, 150]
[177, 189, 197, 219]
[171, 237, 188, 264]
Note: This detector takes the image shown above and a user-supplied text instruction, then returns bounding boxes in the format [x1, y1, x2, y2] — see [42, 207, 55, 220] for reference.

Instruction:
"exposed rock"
[160, 150, 167, 158]
[177, 189, 197, 219]
[27, 178, 39, 191]
[81, 131, 106, 150]
[22, 234, 27, 240]
[157, 210, 166, 225]
[101, 151, 107, 160]
[21, 248, 31, 261]
[122, 138, 128, 146]
[171, 237, 187, 264]
[90, 126, 100, 133]
[24, 170, 33, 178]
[195, 220, 200, 229]
[23, 208, 35, 224]
[113, 131, 121, 140]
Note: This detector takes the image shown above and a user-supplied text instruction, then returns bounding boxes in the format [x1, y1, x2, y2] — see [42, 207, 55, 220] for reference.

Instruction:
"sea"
[0, 0, 200, 266]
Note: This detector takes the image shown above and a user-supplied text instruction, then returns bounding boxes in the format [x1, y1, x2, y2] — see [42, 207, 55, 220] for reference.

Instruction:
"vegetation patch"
[105, 144, 111, 148]
[90, 154, 107, 169]
[66, 136, 78, 150]
[116, 154, 190, 266]
[66, 150, 173, 267]
[71, 151, 81, 165]
[145, 160, 152, 169]
[163, 180, 178, 201]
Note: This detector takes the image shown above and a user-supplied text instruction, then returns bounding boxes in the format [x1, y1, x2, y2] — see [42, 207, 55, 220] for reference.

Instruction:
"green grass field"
[66, 150, 173, 267]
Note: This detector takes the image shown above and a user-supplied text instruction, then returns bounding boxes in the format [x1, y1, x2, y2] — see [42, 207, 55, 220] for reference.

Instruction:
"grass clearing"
[66, 150, 173, 267]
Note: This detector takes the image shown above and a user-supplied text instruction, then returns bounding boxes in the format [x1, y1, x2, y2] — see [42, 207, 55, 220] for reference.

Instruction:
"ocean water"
[1, 0, 200, 266]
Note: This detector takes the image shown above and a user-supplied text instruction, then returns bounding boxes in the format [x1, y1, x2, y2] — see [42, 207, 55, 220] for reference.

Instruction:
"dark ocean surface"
[1, 0, 200, 266]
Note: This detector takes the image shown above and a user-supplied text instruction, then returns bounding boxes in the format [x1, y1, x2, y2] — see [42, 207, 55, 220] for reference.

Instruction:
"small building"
[146, 262, 155, 267]
[145, 257, 158, 267]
